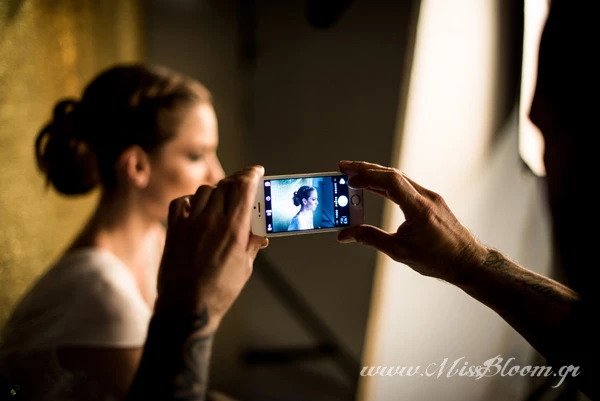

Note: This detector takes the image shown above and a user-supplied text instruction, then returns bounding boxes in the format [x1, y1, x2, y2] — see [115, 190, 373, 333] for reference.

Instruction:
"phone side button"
[351, 195, 361, 205]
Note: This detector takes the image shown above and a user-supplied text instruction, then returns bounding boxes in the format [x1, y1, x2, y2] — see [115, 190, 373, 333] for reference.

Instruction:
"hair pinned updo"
[292, 186, 316, 207]
[35, 64, 212, 195]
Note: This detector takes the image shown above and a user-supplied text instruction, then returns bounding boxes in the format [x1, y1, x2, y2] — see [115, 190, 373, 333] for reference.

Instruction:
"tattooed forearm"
[477, 247, 586, 367]
[458, 247, 582, 359]
[173, 315, 213, 400]
[126, 309, 215, 401]
[482, 249, 579, 305]
[481, 249, 506, 268]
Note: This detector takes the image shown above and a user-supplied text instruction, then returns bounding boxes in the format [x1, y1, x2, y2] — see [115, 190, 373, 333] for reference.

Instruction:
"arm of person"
[455, 250, 593, 398]
[125, 311, 215, 401]
[337, 161, 592, 393]
[125, 166, 268, 401]
[455, 250, 580, 356]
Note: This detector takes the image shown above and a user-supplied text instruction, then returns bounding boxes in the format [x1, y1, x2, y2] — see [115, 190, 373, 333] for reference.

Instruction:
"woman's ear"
[302, 198, 308, 206]
[118, 145, 151, 189]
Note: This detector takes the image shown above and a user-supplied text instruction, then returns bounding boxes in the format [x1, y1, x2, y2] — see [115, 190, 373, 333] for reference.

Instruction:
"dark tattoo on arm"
[173, 312, 213, 400]
[481, 249, 505, 268]
[126, 309, 215, 401]
[477, 249, 584, 370]
[482, 249, 579, 304]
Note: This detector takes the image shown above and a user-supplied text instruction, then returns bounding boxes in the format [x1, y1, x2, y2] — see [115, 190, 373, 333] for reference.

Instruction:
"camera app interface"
[263, 175, 351, 233]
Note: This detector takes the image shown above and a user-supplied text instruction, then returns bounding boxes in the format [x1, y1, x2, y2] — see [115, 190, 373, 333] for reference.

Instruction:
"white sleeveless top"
[0, 248, 152, 400]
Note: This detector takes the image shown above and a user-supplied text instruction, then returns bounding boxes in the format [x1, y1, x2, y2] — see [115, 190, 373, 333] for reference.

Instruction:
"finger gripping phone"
[251, 171, 364, 237]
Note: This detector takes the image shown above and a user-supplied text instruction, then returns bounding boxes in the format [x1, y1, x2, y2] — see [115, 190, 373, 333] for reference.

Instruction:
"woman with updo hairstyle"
[288, 185, 318, 231]
[0, 63, 225, 400]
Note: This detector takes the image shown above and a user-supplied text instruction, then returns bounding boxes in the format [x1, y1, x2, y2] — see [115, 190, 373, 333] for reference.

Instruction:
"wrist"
[153, 298, 222, 335]
[451, 242, 490, 289]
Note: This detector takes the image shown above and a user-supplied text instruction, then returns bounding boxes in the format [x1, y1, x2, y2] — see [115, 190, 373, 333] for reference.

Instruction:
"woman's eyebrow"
[185, 143, 217, 152]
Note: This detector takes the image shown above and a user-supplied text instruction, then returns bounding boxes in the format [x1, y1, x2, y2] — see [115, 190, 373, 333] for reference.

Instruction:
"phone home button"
[351, 195, 361, 205]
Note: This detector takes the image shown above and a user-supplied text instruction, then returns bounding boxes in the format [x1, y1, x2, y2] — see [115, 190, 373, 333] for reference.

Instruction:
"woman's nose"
[208, 156, 225, 185]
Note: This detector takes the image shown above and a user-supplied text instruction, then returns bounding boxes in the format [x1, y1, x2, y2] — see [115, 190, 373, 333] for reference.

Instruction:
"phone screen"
[262, 174, 352, 234]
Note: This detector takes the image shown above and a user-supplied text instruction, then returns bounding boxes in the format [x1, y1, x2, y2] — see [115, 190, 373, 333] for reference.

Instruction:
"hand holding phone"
[336, 160, 488, 284]
[251, 171, 364, 237]
[157, 166, 267, 328]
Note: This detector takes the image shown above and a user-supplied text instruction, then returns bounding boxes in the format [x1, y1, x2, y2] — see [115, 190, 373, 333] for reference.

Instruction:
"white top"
[0, 248, 152, 400]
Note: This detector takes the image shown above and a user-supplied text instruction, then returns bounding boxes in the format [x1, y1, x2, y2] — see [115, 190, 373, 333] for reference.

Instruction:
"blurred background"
[2, 0, 584, 400]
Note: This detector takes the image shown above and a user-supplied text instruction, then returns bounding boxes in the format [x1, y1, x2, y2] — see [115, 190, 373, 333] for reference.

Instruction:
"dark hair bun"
[34, 99, 100, 195]
[292, 186, 315, 207]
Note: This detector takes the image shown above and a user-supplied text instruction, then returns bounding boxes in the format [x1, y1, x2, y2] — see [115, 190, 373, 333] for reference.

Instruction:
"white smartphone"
[251, 171, 364, 237]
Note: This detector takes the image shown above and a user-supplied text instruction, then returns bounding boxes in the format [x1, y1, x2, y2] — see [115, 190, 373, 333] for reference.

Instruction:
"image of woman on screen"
[288, 185, 318, 230]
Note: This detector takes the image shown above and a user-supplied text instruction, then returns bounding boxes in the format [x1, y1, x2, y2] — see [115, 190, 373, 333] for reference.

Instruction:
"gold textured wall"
[0, 0, 143, 329]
